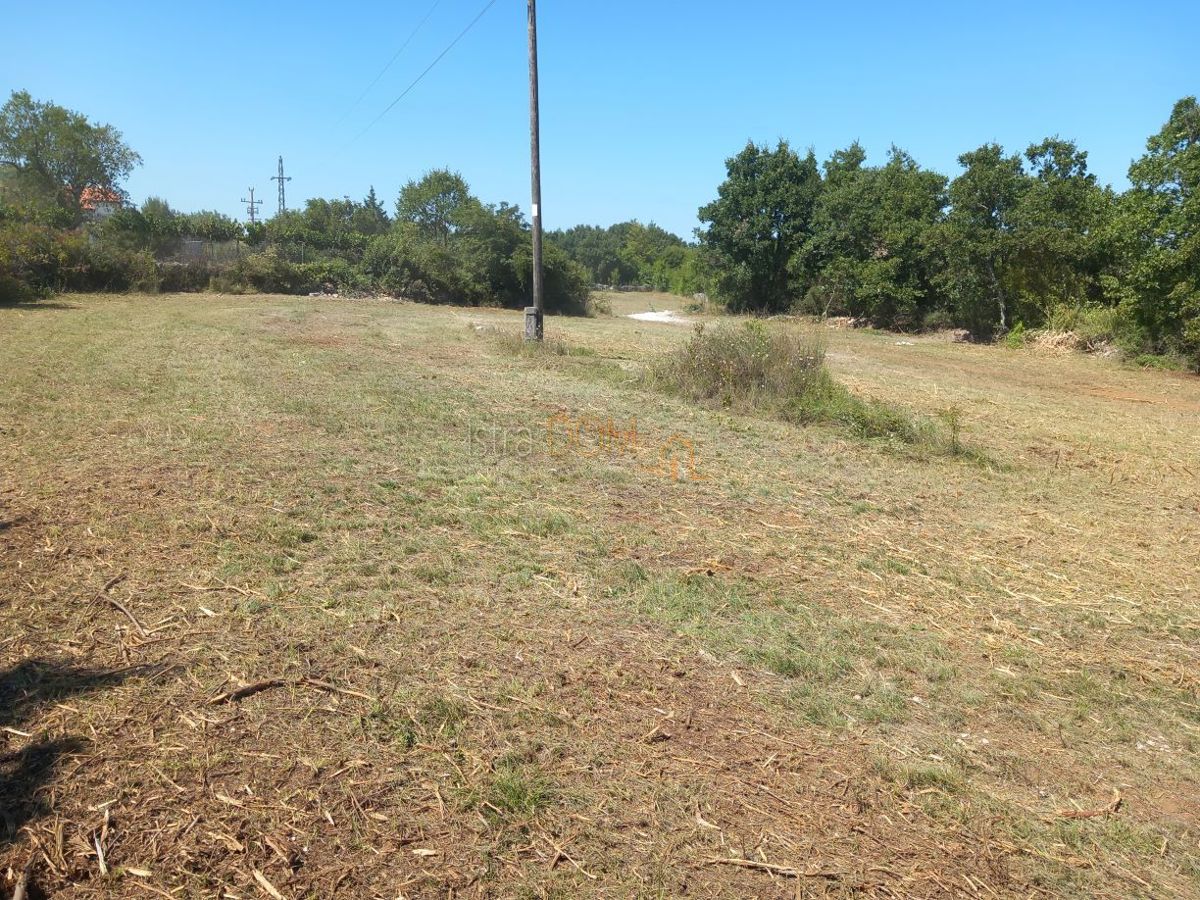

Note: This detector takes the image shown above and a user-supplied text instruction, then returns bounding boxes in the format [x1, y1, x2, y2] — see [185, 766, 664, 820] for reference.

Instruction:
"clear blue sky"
[3, 1, 1197, 239]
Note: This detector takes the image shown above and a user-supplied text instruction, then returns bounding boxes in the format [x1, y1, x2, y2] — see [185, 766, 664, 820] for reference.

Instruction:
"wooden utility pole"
[525, 0, 545, 341]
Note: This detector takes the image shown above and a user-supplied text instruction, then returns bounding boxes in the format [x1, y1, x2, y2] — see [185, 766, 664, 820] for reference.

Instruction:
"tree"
[698, 141, 822, 313]
[353, 186, 390, 236]
[1010, 138, 1113, 317]
[804, 145, 947, 328]
[0, 90, 141, 225]
[939, 144, 1027, 334]
[618, 222, 687, 288]
[179, 210, 242, 255]
[396, 170, 478, 244]
[1118, 97, 1200, 365]
[547, 223, 638, 285]
[140, 197, 181, 257]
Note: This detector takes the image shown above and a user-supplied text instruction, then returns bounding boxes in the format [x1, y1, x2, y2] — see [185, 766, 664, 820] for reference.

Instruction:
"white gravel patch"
[627, 310, 694, 325]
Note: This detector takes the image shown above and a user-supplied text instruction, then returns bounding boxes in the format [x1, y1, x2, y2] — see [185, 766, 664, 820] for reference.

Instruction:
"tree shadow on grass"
[0, 660, 157, 851]
[0, 736, 86, 852]
[0, 300, 79, 312]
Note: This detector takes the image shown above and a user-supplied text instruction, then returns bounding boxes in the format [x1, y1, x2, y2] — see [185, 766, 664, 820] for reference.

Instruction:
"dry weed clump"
[644, 321, 938, 446]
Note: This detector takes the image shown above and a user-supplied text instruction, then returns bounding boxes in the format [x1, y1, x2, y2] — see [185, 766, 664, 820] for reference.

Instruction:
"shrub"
[648, 320, 824, 406]
[921, 308, 956, 332]
[299, 257, 365, 293]
[1044, 305, 1122, 348]
[0, 220, 76, 300]
[1003, 321, 1027, 348]
[1042, 304, 1156, 358]
[0, 271, 35, 304]
[645, 321, 931, 444]
[157, 260, 216, 293]
[364, 222, 591, 314]
[209, 248, 315, 295]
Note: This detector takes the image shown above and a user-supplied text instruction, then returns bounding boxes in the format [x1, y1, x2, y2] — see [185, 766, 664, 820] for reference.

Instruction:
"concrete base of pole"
[524, 306, 544, 342]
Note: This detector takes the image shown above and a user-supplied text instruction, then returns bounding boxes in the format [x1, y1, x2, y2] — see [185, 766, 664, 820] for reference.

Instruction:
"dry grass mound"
[645, 321, 937, 446]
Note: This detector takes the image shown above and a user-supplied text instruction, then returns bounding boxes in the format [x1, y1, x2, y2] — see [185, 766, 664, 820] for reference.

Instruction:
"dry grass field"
[2, 291, 1198, 898]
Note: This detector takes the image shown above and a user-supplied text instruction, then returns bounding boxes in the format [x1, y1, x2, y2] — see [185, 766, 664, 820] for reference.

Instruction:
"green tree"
[353, 185, 390, 236]
[698, 141, 822, 313]
[617, 221, 687, 288]
[140, 197, 181, 257]
[805, 145, 947, 328]
[1010, 137, 1113, 318]
[547, 223, 638, 285]
[396, 169, 478, 244]
[1118, 97, 1200, 365]
[366, 172, 588, 314]
[0, 90, 141, 226]
[179, 210, 242, 254]
[939, 144, 1028, 335]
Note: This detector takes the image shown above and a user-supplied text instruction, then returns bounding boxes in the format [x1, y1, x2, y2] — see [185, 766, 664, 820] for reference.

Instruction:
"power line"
[335, 0, 442, 127]
[352, 0, 499, 144]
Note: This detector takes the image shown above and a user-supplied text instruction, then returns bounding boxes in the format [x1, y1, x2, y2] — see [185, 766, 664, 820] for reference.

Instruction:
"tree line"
[2, 87, 1197, 368]
[697, 96, 1199, 366]
[0, 90, 590, 313]
[546, 221, 705, 295]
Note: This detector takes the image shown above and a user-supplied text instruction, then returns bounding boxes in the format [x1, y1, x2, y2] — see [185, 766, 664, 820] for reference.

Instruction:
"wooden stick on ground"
[702, 857, 799, 878]
[108, 596, 148, 637]
[208, 679, 288, 705]
[1055, 789, 1123, 820]
[11, 852, 36, 900]
[208, 677, 376, 705]
[701, 857, 844, 879]
[301, 678, 374, 702]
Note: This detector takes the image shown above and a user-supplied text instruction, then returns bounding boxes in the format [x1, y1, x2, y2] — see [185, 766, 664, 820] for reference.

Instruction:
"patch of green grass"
[515, 507, 574, 537]
[1131, 352, 1187, 371]
[873, 755, 965, 794]
[478, 326, 628, 384]
[485, 763, 553, 819]
[418, 695, 470, 737]
[613, 569, 954, 728]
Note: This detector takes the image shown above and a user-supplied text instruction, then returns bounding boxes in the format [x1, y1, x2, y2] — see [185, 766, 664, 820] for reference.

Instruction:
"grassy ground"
[1, 291, 1197, 899]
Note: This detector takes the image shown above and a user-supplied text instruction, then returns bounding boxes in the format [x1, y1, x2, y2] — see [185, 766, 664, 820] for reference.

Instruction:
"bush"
[648, 320, 825, 406]
[364, 223, 591, 314]
[1041, 304, 1162, 361]
[299, 257, 365, 293]
[921, 308, 956, 332]
[0, 223, 160, 295]
[209, 248, 315, 295]
[157, 260, 216, 293]
[1044, 305, 1124, 348]
[0, 220, 76, 300]
[0, 271, 35, 304]
[645, 321, 930, 444]
[1003, 321, 1027, 348]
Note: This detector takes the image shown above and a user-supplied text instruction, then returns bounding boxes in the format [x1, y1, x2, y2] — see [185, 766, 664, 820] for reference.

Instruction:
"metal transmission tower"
[241, 188, 263, 225]
[271, 157, 292, 216]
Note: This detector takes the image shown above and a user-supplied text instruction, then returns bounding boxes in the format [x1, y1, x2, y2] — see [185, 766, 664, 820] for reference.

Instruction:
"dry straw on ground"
[1, 292, 1197, 898]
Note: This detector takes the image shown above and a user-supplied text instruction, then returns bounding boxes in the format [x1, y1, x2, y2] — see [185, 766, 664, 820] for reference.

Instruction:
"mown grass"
[608, 564, 958, 728]
[4, 294, 1199, 897]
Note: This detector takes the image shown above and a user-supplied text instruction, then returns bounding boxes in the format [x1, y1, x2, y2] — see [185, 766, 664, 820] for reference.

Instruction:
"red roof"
[81, 187, 122, 210]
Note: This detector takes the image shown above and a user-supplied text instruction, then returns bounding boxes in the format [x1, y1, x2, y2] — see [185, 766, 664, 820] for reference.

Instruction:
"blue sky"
[3, 1, 1197, 239]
